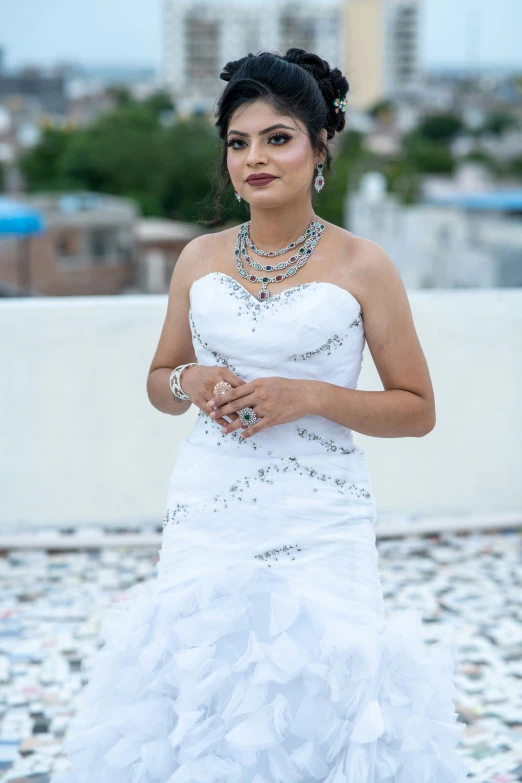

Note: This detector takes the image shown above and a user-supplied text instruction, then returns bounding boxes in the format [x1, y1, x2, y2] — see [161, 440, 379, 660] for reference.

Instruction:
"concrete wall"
[1, 289, 521, 531]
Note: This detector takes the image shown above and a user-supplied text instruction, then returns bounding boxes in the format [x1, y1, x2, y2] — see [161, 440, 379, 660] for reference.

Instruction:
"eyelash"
[226, 133, 292, 149]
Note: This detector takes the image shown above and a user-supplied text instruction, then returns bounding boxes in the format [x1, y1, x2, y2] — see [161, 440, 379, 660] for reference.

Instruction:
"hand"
[180, 365, 247, 427]
[207, 377, 313, 439]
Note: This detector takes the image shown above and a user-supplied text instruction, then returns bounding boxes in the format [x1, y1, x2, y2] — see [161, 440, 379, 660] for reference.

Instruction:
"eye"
[226, 133, 292, 149]
[269, 133, 291, 145]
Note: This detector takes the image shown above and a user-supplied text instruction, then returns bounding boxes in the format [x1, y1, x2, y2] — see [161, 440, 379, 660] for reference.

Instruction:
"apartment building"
[162, 0, 342, 115]
[162, 0, 422, 114]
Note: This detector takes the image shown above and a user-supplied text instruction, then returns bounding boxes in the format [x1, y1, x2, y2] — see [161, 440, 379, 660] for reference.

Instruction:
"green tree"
[482, 111, 519, 137]
[417, 113, 463, 144]
[143, 90, 175, 116]
[160, 117, 223, 222]
[107, 85, 132, 108]
[20, 96, 225, 222]
[381, 158, 421, 204]
[402, 130, 455, 174]
[463, 149, 504, 176]
[20, 127, 73, 190]
[57, 103, 166, 214]
[510, 155, 522, 179]
[367, 99, 395, 122]
[314, 130, 368, 225]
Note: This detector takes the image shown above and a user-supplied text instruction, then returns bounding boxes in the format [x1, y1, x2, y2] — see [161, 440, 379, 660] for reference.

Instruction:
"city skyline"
[0, 0, 521, 72]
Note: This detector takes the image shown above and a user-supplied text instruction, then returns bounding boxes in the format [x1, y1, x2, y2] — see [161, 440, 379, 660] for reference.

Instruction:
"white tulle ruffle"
[54, 560, 469, 783]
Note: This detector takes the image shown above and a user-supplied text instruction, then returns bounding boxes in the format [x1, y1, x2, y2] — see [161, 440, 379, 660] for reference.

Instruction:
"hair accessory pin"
[333, 90, 347, 114]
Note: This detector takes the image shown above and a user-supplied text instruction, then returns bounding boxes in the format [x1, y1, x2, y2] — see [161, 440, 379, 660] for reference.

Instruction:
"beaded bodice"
[186, 271, 366, 458]
[189, 271, 364, 383]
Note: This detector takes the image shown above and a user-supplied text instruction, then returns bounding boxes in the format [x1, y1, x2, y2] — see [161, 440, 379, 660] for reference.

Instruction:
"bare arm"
[146, 236, 206, 416]
[306, 238, 436, 438]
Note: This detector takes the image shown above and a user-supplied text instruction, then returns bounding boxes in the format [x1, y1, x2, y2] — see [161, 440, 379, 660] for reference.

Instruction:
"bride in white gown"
[54, 49, 470, 782]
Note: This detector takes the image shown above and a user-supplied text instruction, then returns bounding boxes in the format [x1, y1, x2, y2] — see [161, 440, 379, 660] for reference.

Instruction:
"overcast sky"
[1, 0, 521, 71]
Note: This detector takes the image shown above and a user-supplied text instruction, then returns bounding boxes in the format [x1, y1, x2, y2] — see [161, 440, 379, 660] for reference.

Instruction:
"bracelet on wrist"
[169, 362, 197, 402]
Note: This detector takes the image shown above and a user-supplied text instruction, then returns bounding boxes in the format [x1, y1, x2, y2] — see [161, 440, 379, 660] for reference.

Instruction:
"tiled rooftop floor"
[0, 528, 520, 783]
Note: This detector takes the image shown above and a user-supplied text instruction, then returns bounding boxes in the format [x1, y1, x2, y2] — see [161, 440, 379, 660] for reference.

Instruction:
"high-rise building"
[162, 0, 342, 115]
[344, 0, 421, 110]
[162, 0, 421, 116]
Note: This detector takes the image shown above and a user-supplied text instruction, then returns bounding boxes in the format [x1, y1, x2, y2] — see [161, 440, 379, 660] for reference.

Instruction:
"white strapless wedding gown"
[54, 272, 470, 782]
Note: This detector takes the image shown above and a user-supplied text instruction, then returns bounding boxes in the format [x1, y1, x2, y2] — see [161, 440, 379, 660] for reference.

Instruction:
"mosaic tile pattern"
[0, 528, 520, 782]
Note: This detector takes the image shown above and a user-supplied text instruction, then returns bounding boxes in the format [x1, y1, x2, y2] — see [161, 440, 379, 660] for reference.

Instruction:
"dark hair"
[199, 48, 349, 226]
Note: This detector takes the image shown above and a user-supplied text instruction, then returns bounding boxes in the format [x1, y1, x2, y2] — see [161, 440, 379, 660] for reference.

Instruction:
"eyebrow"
[227, 123, 296, 138]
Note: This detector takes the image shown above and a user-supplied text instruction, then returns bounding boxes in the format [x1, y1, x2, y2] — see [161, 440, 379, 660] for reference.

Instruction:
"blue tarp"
[0, 197, 46, 237]
[425, 189, 522, 212]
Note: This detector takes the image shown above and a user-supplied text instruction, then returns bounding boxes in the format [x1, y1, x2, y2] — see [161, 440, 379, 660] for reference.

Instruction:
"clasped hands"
[207, 376, 312, 439]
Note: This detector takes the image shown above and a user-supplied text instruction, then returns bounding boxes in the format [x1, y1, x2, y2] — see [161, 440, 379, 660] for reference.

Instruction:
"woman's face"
[227, 99, 325, 206]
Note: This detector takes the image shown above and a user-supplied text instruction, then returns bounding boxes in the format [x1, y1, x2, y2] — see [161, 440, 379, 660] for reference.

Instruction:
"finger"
[239, 417, 267, 439]
[208, 405, 235, 424]
[206, 387, 242, 424]
[208, 377, 246, 412]
[221, 371, 247, 392]
[212, 394, 258, 419]
[213, 411, 240, 428]
[221, 413, 250, 435]
[210, 384, 256, 415]
[208, 380, 254, 409]
[210, 381, 245, 425]
[227, 372, 247, 386]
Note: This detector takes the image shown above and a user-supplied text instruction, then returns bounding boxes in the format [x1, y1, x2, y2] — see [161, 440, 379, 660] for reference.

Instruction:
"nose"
[245, 139, 268, 166]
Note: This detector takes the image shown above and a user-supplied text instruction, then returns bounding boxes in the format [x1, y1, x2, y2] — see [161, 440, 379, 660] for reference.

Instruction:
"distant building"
[162, 0, 422, 115]
[0, 193, 139, 296]
[0, 67, 67, 117]
[162, 0, 342, 115]
[135, 218, 205, 293]
[0, 193, 208, 297]
[343, 0, 421, 111]
[346, 168, 522, 289]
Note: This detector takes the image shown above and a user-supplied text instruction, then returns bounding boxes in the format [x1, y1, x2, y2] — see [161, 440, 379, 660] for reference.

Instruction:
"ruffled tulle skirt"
[52, 549, 470, 783]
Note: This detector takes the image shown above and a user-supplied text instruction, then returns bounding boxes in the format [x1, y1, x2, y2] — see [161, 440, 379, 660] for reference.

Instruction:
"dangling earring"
[234, 189, 241, 202]
[314, 162, 325, 193]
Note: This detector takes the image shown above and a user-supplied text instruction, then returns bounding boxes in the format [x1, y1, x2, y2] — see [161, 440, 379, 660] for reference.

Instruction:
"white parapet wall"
[1, 289, 521, 535]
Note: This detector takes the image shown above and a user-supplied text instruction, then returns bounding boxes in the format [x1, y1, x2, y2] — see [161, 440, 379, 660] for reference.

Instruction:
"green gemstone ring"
[238, 406, 257, 428]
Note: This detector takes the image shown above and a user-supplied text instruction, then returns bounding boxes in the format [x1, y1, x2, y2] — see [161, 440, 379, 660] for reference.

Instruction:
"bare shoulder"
[172, 231, 215, 275]
[350, 233, 397, 276]
[340, 231, 418, 362]
[169, 228, 226, 292]
[179, 225, 239, 272]
[337, 228, 397, 277]
[332, 228, 405, 311]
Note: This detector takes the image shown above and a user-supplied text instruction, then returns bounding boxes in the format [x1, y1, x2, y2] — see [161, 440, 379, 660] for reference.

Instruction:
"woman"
[57, 49, 469, 782]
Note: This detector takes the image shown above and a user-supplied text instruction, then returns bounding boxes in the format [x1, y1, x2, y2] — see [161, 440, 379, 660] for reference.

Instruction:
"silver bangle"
[169, 363, 197, 402]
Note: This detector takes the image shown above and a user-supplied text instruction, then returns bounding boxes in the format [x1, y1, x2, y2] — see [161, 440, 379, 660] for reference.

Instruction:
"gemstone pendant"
[257, 286, 270, 301]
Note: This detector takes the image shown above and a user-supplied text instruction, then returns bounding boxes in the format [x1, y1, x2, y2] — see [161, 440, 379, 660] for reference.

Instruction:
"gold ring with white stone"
[213, 381, 232, 396]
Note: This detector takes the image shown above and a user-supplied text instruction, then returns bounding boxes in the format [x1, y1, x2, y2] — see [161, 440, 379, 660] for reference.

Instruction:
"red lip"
[246, 174, 277, 182]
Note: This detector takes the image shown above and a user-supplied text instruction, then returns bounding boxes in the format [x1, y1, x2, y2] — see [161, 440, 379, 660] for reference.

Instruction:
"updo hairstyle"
[201, 48, 349, 225]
